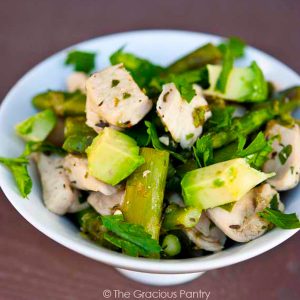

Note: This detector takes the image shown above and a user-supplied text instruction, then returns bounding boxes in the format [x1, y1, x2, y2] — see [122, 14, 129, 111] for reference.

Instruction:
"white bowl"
[0, 30, 299, 285]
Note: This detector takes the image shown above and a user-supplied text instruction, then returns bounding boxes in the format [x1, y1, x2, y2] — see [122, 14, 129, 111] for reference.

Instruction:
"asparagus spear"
[63, 117, 96, 154]
[274, 86, 300, 102]
[73, 207, 106, 244]
[32, 90, 86, 116]
[122, 147, 169, 240]
[162, 204, 202, 230]
[208, 88, 300, 149]
[259, 85, 300, 111]
[210, 108, 272, 148]
[166, 43, 222, 74]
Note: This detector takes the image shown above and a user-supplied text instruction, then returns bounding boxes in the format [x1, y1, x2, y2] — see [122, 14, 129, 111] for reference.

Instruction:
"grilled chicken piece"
[206, 184, 284, 243]
[63, 154, 118, 195]
[156, 83, 211, 149]
[85, 64, 152, 130]
[85, 92, 106, 133]
[67, 197, 89, 213]
[185, 212, 226, 252]
[167, 192, 185, 207]
[263, 121, 300, 191]
[67, 72, 88, 93]
[34, 153, 79, 215]
[87, 190, 125, 215]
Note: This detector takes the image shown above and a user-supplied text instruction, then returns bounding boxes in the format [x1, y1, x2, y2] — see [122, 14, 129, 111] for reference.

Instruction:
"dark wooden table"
[0, 1, 299, 299]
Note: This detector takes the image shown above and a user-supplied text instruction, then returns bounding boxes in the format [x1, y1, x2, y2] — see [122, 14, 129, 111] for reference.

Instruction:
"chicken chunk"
[185, 212, 226, 252]
[67, 72, 88, 93]
[156, 83, 211, 149]
[67, 197, 89, 213]
[85, 92, 106, 133]
[87, 190, 125, 215]
[263, 121, 300, 191]
[63, 154, 118, 195]
[86, 64, 152, 130]
[34, 153, 79, 215]
[206, 184, 284, 243]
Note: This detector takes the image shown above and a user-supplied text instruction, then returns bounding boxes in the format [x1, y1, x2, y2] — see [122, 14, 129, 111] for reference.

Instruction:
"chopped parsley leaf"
[123, 92, 131, 99]
[278, 144, 292, 165]
[65, 50, 96, 74]
[258, 208, 300, 229]
[112, 79, 120, 87]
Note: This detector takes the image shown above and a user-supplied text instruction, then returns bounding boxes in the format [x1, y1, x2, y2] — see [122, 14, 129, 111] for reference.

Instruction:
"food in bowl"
[1, 37, 300, 259]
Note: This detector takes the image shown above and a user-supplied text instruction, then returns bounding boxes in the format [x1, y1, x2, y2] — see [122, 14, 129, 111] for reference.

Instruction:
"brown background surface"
[0, 0, 300, 299]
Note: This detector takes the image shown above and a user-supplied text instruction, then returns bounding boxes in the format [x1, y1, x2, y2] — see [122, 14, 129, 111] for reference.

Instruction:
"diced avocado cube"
[15, 109, 57, 142]
[181, 158, 274, 209]
[206, 61, 268, 102]
[86, 127, 145, 185]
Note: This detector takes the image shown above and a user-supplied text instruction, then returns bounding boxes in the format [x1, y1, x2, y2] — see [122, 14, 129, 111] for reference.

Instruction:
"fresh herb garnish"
[218, 37, 246, 59]
[101, 215, 161, 257]
[111, 79, 120, 87]
[110, 48, 164, 91]
[0, 157, 32, 198]
[278, 144, 292, 165]
[219, 201, 236, 212]
[212, 131, 275, 169]
[290, 166, 295, 175]
[145, 121, 186, 162]
[149, 68, 209, 101]
[193, 135, 214, 167]
[206, 106, 235, 133]
[269, 194, 279, 211]
[65, 50, 96, 74]
[0, 139, 65, 198]
[258, 208, 300, 229]
[186, 133, 194, 140]
[124, 123, 150, 147]
[172, 77, 196, 102]
[192, 106, 208, 127]
[123, 92, 131, 99]
[216, 47, 234, 93]
[237, 132, 268, 157]
[247, 135, 278, 169]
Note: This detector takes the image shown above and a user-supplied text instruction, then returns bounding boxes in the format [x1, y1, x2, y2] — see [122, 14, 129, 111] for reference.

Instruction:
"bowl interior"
[0, 30, 299, 274]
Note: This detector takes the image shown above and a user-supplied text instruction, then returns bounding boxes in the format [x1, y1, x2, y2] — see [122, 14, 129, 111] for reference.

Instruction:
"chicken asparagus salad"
[1, 37, 300, 258]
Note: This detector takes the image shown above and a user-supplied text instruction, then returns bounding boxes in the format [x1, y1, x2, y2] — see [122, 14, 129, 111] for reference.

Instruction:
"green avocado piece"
[15, 109, 57, 142]
[181, 158, 274, 209]
[206, 61, 268, 102]
[86, 127, 145, 185]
